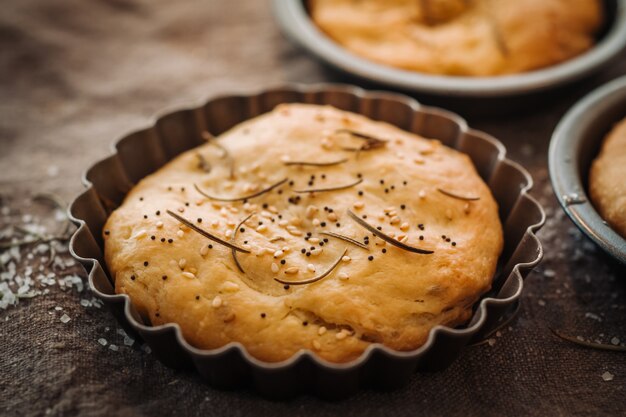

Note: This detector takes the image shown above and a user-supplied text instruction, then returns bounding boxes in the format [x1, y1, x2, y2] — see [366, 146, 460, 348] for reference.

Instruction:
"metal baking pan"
[68, 85, 545, 399]
[272, 1, 626, 100]
[549, 75, 626, 264]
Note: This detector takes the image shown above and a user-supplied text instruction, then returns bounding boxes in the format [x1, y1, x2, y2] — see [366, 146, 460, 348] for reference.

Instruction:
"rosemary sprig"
[336, 129, 387, 152]
[194, 178, 288, 202]
[437, 188, 480, 201]
[293, 178, 363, 194]
[230, 212, 256, 273]
[196, 152, 211, 173]
[201, 131, 234, 178]
[319, 231, 369, 251]
[549, 328, 626, 352]
[274, 248, 347, 286]
[166, 210, 250, 253]
[284, 158, 348, 167]
[347, 210, 434, 254]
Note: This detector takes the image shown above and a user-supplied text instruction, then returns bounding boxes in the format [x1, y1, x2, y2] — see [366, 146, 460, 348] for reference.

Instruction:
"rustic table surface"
[1, 1, 625, 416]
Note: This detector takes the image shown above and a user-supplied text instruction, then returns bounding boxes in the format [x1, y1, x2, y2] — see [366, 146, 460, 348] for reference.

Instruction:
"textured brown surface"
[0, 1, 624, 416]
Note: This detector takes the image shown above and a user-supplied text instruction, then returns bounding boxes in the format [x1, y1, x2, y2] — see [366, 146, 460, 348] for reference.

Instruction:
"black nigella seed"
[368, 255, 374, 261]
[262, 203, 268, 209]
[197, 218, 202, 223]
[156, 210, 161, 215]
[278, 190, 283, 194]
[306, 252, 311, 257]
[143, 215, 148, 219]
[289, 181, 294, 186]
[403, 181, 407, 185]
[320, 222, 326, 227]
[306, 232, 312, 237]
[358, 191, 363, 196]
[144, 261, 149, 266]
[244, 240, 248, 244]
[328, 208, 333, 213]
[442, 235, 446, 239]
[284, 285, 290, 290]
[401, 205, 406, 210]
[302, 321, 308, 326]
[319, 242, 324, 246]
[304, 236, 309, 241]
[168, 239, 173, 243]
[384, 189, 389, 193]
[336, 223, 341, 227]
[323, 238, 328, 243]
[362, 215, 367, 219]
[258, 221, 263, 225]
[161, 238, 166, 242]
[130, 275, 135, 280]
[185, 202, 189, 207]
[323, 206, 328, 212]
[419, 235, 424, 240]
[139, 197, 144, 201]
[181, 187, 185, 191]
[104, 230, 110, 235]
[208, 244, 213, 249]
[321, 174, 326, 179]
[240, 227, 245, 233]
[418, 224, 425, 230]
[167, 186, 172, 191]
[380, 179, 384, 184]
[376, 226, 382, 231]
[151, 236, 155, 240]
[382, 248, 387, 253]
[301, 248, 306, 254]
[308, 181, 313, 186]
[452, 242, 457, 246]
[357, 173, 362, 178]
[195, 295, 200, 300]
[446, 238, 451, 242]
[280, 260, 286, 265]
[162, 275, 167, 280]
[310, 246, 315, 250]
[261, 313, 266, 318]
[391, 185, 395, 190]
[155, 313, 160, 317]
[278, 214, 283, 219]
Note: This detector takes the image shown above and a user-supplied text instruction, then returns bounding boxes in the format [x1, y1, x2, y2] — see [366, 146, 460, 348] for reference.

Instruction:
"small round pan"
[272, 0, 626, 98]
[549, 76, 626, 264]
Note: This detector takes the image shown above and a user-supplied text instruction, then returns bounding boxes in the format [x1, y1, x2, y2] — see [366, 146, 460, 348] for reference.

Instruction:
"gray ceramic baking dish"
[68, 84, 544, 399]
[549, 76, 626, 264]
[272, 0, 626, 98]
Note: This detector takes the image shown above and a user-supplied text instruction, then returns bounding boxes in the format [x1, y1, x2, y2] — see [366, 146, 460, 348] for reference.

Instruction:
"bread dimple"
[590, 117, 626, 239]
[309, 0, 603, 76]
[104, 103, 503, 363]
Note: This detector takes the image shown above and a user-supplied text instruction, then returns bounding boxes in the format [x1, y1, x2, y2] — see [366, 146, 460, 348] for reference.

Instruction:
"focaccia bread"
[309, 0, 603, 76]
[103, 104, 503, 363]
[590, 117, 626, 239]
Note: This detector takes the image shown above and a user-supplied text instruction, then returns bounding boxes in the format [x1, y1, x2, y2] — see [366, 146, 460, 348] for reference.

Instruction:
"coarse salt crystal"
[98, 338, 107, 346]
[271, 263, 279, 274]
[60, 314, 70, 323]
[602, 371, 614, 381]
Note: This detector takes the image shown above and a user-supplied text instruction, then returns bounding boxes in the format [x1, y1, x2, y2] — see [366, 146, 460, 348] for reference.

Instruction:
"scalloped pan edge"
[68, 84, 545, 399]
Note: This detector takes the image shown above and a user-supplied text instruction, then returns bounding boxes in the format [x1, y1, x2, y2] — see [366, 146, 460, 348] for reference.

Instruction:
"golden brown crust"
[103, 104, 503, 363]
[309, 0, 603, 76]
[590, 117, 626, 239]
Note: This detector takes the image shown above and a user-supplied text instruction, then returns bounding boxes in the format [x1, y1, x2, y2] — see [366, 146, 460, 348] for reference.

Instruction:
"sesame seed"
[176, 230, 184, 238]
[271, 262, 279, 273]
[342, 256, 351, 263]
[285, 267, 299, 274]
[211, 296, 223, 308]
[179, 258, 187, 269]
[336, 332, 348, 340]
[182, 272, 195, 279]
[338, 272, 349, 280]
[273, 250, 284, 258]
[200, 246, 209, 256]
[312, 340, 321, 350]
[307, 264, 316, 272]
[318, 326, 328, 335]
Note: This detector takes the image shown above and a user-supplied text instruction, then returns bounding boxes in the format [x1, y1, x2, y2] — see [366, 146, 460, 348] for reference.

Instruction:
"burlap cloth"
[0, 1, 624, 416]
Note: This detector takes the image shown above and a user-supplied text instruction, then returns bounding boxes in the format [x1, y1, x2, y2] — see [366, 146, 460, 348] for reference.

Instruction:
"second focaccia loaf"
[310, 0, 603, 76]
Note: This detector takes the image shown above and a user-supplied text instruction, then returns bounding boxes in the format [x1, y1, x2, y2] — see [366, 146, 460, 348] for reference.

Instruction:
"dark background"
[0, 1, 624, 416]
